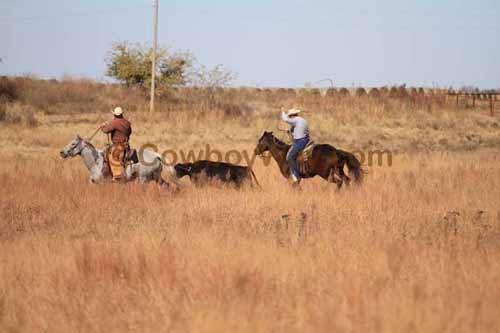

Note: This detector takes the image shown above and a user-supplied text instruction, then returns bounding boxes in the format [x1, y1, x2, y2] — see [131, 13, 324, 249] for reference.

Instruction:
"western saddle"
[295, 141, 316, 176]
[103, 144, 139, 179]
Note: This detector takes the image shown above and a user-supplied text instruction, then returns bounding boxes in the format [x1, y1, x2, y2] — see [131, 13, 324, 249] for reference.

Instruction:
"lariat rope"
[86, 126, 111, 145]
[86, 126, 102, 142]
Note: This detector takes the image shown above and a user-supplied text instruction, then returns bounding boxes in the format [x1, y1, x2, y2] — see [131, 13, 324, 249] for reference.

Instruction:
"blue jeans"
[287, 136, 310, 179]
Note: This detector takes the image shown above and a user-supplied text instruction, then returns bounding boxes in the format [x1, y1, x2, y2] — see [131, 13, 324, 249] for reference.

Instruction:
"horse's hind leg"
[154, 172, 168, 189]
[335, 177, 343, 190]
[328, 168, 343, 189]
[160, 177, 170, 189]
[338, 167, 351, 186]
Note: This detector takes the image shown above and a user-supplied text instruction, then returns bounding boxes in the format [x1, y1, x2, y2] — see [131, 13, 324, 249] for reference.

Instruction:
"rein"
[87, 127, 102, 142]
[277, 122, 293, 142]
[267, 135, 292, 177]
[86, 126, 110, 155]
[86, 126, 111, 145]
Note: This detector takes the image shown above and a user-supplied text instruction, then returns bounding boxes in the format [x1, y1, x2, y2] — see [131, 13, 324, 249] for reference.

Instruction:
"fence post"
[490, 94, 494, 116]
[298, 212, 307, 243]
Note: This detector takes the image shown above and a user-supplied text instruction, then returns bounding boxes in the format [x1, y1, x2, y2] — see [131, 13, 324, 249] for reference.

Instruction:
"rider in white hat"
[281, 108, 310, 184]
[111, 106, 123, 116]
[101, 107, 132, 181]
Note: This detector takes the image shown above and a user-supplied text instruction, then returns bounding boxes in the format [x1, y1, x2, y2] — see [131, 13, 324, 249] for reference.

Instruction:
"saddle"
[103, 143, 138, 179]
[295, 141, 316, 176]
[103, 144, 138, 165]
[125, 148, 139, 164]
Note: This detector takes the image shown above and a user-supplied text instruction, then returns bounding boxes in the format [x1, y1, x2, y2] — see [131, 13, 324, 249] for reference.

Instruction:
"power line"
[2, 5, 499, 31]
[0, 4, 150, 23]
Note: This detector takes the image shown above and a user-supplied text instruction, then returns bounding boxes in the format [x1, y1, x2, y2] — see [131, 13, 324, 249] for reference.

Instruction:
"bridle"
[66, 138, 85, 156]
[256, 134, 288, 157]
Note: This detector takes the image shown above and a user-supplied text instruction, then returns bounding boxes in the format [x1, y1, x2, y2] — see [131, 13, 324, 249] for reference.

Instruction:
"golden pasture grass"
[1, 111, 500, 331]
[1, 151, 500, 332]
[0, 88, 500, 332]
[1, 101, 499, 161]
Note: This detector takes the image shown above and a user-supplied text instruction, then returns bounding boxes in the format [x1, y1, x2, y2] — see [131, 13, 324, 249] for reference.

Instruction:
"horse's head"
[60, 135, 84, 159]
[254, 131, 274, 155]
[174, 163, 193, 178]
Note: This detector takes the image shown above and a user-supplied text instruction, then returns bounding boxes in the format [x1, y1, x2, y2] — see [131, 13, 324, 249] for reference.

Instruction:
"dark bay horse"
[254, 131, 362, 188]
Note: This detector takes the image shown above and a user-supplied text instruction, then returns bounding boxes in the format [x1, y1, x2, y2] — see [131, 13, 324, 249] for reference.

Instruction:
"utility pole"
[150, 0, 159, 112]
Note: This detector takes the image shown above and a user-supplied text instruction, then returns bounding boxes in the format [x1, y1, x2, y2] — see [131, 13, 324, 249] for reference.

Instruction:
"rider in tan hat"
[101, 107, 132, 181]
[281, 108, 310, 184]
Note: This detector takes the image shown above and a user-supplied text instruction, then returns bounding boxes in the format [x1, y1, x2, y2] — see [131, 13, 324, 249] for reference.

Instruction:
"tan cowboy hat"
[111, 107, 123, 116]
[286, 108, 302, 116]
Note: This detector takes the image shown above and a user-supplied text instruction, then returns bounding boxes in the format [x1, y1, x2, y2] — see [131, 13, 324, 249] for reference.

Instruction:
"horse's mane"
[271, 134, 290, 149]
[82, 139, 96, 150]
[80, 139, 101, 160]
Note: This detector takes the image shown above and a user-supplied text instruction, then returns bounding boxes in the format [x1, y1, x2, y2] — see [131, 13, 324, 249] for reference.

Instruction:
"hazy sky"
[1, 0, 499, 88]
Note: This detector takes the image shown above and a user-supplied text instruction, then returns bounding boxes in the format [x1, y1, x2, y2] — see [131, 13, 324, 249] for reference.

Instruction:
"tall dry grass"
[1, 151, 500, 332]
[1, 77, 500, 332]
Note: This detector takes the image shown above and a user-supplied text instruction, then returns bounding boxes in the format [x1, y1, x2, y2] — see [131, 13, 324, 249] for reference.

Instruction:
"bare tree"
[189, 63, 236, 88]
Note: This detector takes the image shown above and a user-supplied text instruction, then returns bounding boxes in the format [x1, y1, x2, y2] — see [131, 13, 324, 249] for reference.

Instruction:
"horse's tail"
[158, 156, 179, 184]
[160, 157, 174, 171]
[337, 149, 363, 183]
[248, 168, 261, 188]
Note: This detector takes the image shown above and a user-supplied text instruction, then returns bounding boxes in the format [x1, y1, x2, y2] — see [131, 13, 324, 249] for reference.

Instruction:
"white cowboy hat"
[286, 108, 301, 116]
[111, 107, 123, 116]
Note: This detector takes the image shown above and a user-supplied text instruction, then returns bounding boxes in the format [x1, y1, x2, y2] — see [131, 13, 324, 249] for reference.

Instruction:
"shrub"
[356, 87, 367, 97]
[0, 104, 6, 122]
[397, 86, 409, 98]
[0, 103, 38, 127]
[379, 87, 389, 96]
[325, 88, 337, 98]
[389, 86, 400, 98]
[338, 88, 350, 97]
[309, 88, 321, 97]
[0, 77, 19, 102]
[368, 88, 380, 98]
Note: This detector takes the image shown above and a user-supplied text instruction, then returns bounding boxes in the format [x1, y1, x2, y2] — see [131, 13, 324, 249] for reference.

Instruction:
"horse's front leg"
[89, 167, 105, 184]
[157, 177, 170, 190]
[126, 164, 140, 182]
[148, 165, 170, 190]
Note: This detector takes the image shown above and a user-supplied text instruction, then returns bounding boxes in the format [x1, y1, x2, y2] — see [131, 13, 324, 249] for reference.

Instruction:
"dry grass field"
[1, 78, 500, 332]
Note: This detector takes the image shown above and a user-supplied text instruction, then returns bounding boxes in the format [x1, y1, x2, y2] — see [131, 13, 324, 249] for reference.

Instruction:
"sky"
[1, 0, 499, 88]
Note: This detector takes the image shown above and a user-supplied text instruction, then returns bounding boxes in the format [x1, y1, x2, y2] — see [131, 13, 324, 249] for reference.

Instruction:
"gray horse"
[60, 135, 176, 186]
